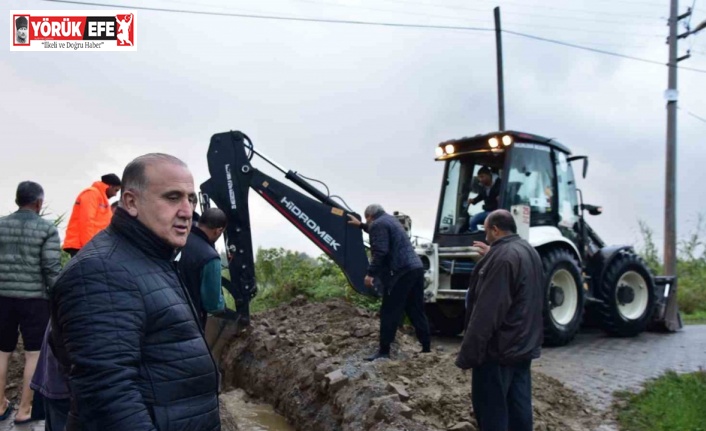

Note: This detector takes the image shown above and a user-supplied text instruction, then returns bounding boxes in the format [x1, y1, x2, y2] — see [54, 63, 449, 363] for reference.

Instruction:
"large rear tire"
[426, 302, 465, 337]
[594, 252, 656, 337]
[541, 248, 584, 346]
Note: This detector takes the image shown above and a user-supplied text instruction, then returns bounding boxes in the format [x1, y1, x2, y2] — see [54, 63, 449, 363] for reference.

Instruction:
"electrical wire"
[679, 106, 706, 124]
[42, 0, 664, 38]
[38, 0, 706, 74]
[285, 0, 665, 27]
[359, 0, 666, 25]
[374, 0, 665, 20]
[39, 0, 495, 32]
[503, 29, 706, 74]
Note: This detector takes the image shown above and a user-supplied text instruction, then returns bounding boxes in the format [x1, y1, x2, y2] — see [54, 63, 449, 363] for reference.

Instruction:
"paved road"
[437, 325, 706, 411]
[535, 325, 706, 410]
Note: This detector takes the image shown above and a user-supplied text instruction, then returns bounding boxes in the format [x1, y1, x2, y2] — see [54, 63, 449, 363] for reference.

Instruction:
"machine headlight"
[435, 146, 444, 157]
[502, 135, 513, 146]
[444, 144, 455, 154]
[488, 137, 499, 148]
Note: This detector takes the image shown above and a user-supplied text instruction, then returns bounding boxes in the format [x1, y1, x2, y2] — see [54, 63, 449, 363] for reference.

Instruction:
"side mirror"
[568, 155, 589, 179]
[582, 204, 603, 216]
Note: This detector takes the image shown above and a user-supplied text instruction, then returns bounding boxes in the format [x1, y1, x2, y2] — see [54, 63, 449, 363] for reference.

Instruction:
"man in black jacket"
[51, 153, 221, 431]
[456, 210, 543, 431]
[178, 208, 227, 329]
[348, 204, 431, 361]
[466, 167, 501, 233]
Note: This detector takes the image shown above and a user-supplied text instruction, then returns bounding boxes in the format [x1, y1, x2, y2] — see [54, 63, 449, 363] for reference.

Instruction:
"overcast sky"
[2, 0, 705, 259]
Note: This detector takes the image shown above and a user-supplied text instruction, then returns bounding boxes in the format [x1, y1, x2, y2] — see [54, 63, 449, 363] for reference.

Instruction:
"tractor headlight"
[444, 144, 455, 155]
[488, 137, 499, 148]
[435, 146, 444, 157]
[502, 135, 513, 146]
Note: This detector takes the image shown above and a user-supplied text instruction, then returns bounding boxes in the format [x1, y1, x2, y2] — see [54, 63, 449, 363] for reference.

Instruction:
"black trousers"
[44, 397, 70, 431]
[471, 360, 533, 431]
[379, 268, 430, 354]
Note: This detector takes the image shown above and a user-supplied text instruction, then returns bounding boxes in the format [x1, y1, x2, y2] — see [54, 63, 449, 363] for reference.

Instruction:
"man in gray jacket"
[0, 181, 62, 424]
[455, 209, 543, 431]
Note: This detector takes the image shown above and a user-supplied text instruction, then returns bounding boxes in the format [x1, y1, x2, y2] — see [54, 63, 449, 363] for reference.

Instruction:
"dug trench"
[217, 297, 605, 431]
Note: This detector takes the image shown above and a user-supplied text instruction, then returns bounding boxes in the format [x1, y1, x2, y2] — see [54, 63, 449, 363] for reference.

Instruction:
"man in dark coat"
[178, 207, 227, 329]
[348, 204, 431, 361]
[455, 209, 544, 431]
[466, 166, 501, 232]
[51, 153, 221, 431]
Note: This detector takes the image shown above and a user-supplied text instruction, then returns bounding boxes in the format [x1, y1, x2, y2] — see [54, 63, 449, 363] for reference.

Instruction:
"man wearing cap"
[63, 174, 121, 257]
[15, 16, 29, 44]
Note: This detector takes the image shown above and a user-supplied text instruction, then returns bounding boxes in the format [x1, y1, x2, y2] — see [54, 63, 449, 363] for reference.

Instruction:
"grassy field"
[683, 310, 706, 325]
[616, 370, 706, 431]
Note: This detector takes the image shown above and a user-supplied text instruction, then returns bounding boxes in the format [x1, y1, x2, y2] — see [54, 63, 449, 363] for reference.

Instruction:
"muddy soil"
[219, 297, 603, 431]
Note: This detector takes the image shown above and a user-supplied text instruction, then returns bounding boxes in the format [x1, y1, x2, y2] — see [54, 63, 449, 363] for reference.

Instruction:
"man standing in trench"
[455, 209, 544, 431]
[348, 204, 431, 361]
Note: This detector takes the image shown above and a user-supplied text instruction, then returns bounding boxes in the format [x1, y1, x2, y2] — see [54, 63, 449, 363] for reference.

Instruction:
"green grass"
[683, 310, 706, 325]
[615, 370, 706, 431]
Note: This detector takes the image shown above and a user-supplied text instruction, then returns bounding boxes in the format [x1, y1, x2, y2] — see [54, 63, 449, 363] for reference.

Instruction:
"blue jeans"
[468, 211, 489, 232]
[471, 361, 533, 431]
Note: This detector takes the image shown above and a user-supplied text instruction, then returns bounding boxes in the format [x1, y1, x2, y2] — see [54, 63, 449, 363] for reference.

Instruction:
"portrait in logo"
[115, 13, 133, 46]
[15, 16, 29, 45]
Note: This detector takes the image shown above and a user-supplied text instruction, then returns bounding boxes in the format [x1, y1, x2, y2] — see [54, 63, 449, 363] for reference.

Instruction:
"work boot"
[365, 351, 390, 361]
[421, 345, 431, 353]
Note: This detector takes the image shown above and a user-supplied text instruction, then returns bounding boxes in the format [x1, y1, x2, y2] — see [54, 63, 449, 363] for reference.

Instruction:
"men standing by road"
[51, 154, 221, 430]
[63, 174, 121, 257]
[178, 207, 227, 329]
[0, 181, 61, 424]
[348, 204, 431, 361]
[455, 209, 544, 431]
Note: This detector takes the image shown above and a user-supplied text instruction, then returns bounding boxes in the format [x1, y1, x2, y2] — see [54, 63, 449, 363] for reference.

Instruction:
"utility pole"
[494, 6, 505, 131]
[662, 0, 691, 331]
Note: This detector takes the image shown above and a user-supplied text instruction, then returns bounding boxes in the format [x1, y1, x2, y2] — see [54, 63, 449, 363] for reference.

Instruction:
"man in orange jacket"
[63, 174, 121, 257]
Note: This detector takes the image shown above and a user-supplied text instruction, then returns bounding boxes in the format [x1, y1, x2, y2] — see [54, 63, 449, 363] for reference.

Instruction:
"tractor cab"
[433, 131, 581, 249]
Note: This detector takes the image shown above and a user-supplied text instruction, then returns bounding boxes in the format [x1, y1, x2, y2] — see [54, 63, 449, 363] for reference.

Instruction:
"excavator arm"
[200, 131, 375, 324]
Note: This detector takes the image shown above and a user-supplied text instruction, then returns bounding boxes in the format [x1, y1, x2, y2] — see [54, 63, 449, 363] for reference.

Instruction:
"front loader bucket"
[649, 275, 682, 331]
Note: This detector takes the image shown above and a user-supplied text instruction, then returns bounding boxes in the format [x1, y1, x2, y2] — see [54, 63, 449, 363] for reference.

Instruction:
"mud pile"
[219, 297, 603, 431]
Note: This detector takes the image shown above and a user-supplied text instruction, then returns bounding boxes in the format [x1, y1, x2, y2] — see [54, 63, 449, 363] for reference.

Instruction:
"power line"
[39, 0, 495, 31]
[39, 0, 706, 74]
[503, 29, 706, 74]
[372, 0, 666, 25]
[271, 0, 666, 37]
[679, 106, 706, 124]
[575, 0, 667, 8]
[43, 0, 665, 38]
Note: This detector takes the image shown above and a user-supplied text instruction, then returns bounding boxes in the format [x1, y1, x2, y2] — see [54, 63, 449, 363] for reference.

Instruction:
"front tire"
[594, 252, 656, 337]
[426, 302, 465, 337]
[541, 248, 584, 346]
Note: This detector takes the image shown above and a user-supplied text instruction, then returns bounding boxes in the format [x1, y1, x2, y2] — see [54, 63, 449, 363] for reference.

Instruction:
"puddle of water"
[221, 389, 296, 431]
